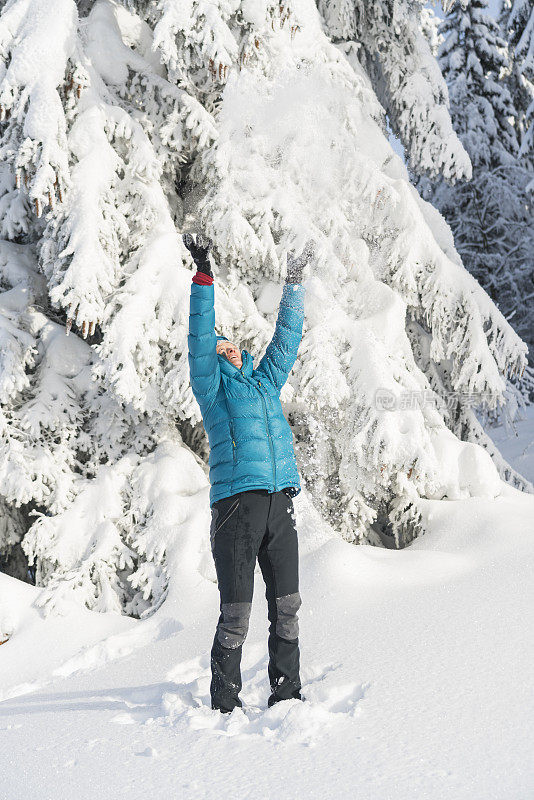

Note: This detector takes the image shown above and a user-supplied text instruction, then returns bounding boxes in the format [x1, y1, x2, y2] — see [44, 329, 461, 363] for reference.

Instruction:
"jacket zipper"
[258, 381, 276, 490]
[215, 498, 240, 532]
[225, 360, 276, 490]
[230, 420, 236, 463]
[223, 394, 235, 494]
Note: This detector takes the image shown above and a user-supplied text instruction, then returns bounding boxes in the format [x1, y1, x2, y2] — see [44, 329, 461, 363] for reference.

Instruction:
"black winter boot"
[267, 689, 306, 707]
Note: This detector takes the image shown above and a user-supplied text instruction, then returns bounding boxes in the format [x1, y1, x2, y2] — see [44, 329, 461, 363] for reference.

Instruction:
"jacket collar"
[218, 349, 254, 378]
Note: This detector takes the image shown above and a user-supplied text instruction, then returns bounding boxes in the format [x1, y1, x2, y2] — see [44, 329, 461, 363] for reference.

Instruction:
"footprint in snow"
[162, 650, 368, 745]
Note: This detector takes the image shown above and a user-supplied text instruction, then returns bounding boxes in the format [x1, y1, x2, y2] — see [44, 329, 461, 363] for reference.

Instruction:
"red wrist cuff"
[192, 271, 213, 285]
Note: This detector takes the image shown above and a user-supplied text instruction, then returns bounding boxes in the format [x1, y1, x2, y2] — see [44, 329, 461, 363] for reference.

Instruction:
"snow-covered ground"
[1, 415, 533, 800]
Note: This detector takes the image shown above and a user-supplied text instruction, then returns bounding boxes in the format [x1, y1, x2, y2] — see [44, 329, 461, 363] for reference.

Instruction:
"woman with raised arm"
[184, 232, 312, 714]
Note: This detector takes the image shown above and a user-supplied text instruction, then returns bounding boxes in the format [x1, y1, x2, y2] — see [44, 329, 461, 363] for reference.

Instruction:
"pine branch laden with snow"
[509, 0, 534, 82]
[419, 5, 442, 58]
[0, 0, 530, 614]
[130, 0, 299, 99]
[406, 317, 534, 493]
[500, 0, 534, 161]
[25, 442, 209, 616]
[0, 0, 75, 219]
[319, 0, 472, 182]
[0, 241, 87, 514]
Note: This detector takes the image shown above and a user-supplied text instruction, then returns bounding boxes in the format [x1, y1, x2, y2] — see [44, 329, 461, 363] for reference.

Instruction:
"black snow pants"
[209, 488, 302, 713]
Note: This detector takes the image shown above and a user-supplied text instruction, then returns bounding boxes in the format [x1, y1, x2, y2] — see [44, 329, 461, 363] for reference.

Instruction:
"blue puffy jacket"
[188, 281, 306, 506]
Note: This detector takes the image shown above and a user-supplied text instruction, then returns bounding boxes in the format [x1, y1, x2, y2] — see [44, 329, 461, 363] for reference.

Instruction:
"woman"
[184, 232, 312, 713]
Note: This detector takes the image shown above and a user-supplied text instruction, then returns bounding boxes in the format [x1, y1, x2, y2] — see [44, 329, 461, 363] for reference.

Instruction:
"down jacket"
[188, 281, 306, 506]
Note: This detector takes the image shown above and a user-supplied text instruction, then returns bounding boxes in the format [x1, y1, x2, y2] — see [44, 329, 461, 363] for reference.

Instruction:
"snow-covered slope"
[1, 480, 533, 800]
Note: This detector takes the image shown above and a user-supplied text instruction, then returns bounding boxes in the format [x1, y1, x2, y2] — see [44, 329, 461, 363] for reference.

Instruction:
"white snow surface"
[1, 458, 533, 799]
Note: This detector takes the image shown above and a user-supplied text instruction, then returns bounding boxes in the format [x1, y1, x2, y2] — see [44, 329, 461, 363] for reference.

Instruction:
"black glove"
[286, 241, 314, 284]
[183, 233, 213, 276]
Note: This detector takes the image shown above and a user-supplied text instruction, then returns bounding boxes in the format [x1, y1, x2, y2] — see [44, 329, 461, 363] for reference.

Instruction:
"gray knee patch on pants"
[217, 602, 251, 649]
[275, 592, 301, 640]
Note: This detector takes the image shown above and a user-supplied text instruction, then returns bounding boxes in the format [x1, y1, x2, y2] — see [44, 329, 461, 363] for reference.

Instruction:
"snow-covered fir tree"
[0, 0, 530, 615]
[424, 0, 534, 383]
[500, 0, 534, 162]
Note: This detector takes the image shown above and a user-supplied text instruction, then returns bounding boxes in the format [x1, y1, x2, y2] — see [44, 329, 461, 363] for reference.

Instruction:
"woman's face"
[216, 340, 243, 369]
